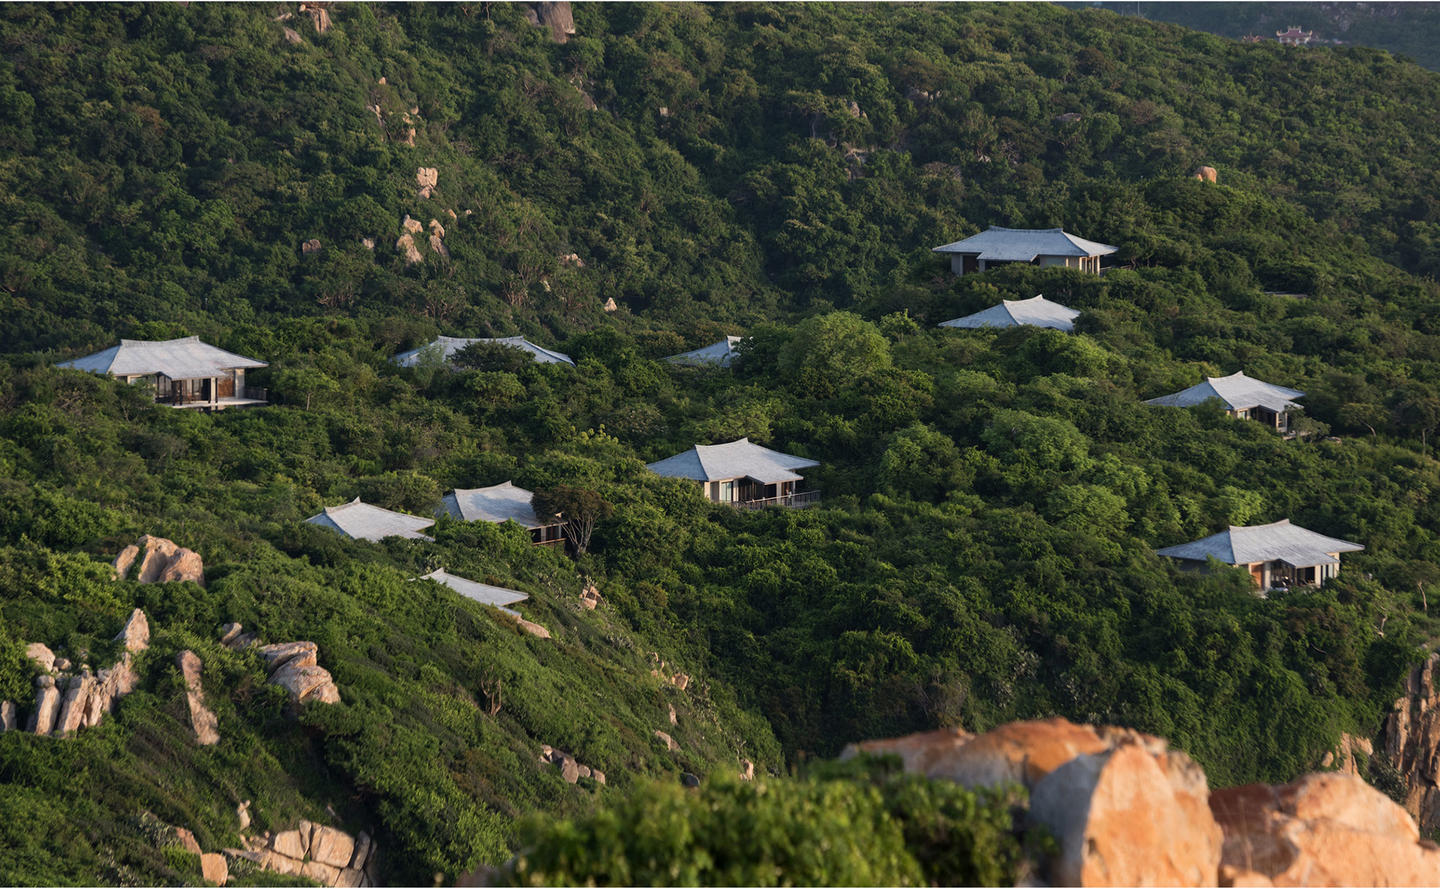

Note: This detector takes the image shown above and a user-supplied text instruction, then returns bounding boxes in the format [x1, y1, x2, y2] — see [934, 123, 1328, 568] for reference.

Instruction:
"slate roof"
[1156, 519, 1363, 568]
[57, 337, 267, 380]
[1145, 372, 1305, 413]
[932, 227, 1118, 262]
[394, 335, 574, 367]
[421, 568, 528, 615]
[305, 498, 435, 542]
[442, 482, 557, 529]
[665, 336, 743, 368]
[939, 295, 1082, 332]
[646, 437, 819, 484]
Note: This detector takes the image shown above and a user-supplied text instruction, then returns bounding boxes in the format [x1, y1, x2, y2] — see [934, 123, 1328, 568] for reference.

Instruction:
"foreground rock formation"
[847, 717, 1440, 887]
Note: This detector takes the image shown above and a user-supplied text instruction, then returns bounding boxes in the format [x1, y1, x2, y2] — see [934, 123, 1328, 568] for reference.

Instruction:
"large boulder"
[53, 673, 96, 736]
[531, 2, 575, 43]
[1381, 651, 1440, 832]
[1030, 742, 1222, 886]
[178, 651, 220, 746]
[1212, 771, 1440, 886]
[270, 660, 341, 704]
[113, 544, 140, 580]
[309, 824, 356, 869]
[199, 851, 228, 886]
[25, 642, 56, 672]
[259, 641, 318, 673]
[0, 700, 15, 732]
[842, 718, 1112, 790]
[133, 535, 205, 586]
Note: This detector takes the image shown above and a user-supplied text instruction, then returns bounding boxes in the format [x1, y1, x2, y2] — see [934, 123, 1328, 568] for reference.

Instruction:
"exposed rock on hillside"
[257, 639, 342, 704]
[177, 650, 220, 745]
[847, 717, 1440, 887]
[529, 2, 575, 43]
[1381, 650, 1440, 832]
[8, 611, 148, 737]
[115, 535, 205, 586]
[226, 820, 376, 887]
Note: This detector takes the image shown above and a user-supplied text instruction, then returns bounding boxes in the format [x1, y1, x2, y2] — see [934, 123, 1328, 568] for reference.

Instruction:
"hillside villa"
[305, 498, 435, 542]
[441, 481, 566, 546]
[939, 294, 1082, 332]
[647, 437, 820, 508]
[932, 226, 1116, 276]
[394, 335, 574, 367]
[57, 336, 267, 410]
[1144, 372, 1304, 431]
[665, 336, 743, 368]
[1156, 519, 1363, 590]
[420, 568, 528, 616]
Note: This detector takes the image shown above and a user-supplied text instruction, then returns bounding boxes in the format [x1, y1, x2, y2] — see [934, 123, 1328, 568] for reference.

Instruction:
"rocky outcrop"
[199, 852, 229, 886]
[299, 2, 332, 34]
[1212, 772, 1440, 886]
[178, 650, 220, 745]
[603, 297, 618, 312]
[0, 700, 15, 732]
[226, 820, 376, 887]
[14, 611, 147, 738]
[654, 730, 679, 752]
[1321, 731, 1373, 776]
[529, 2, 575, 43]
[538, 744, 606, 785]
[1195, 165, 1219, 183]
[117, 536, 205, 586]
[579, 582, 601, 611]
[302, 238, 323, 254]
[416, 167, 437, 199]
[256, 640, 341, 705]
[1381, 651, 1440, 833]
[848, 717, 1440, 887]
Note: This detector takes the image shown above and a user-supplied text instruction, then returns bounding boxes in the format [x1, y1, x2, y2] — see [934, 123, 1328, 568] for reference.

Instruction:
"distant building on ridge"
[932, 226, 1116, 276]
[1275, 26, 1314, 46]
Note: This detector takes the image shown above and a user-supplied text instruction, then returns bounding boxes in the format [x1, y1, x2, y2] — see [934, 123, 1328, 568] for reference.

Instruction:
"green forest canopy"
[2, 2, 1440, 883]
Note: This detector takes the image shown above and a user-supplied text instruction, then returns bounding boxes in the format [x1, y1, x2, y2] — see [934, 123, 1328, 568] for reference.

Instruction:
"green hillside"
[4, 2, 1440, 883]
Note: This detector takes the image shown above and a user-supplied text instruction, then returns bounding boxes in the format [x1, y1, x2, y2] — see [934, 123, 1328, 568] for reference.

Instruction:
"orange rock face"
[1212, 772, 1440, 887]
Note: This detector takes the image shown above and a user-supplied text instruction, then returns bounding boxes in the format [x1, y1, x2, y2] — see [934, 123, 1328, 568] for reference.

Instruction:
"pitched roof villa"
[305, 498, 435, 542]
[1157, 519, 1362, 590]
[647, 437, 820, 508]
[1145, 372, 1304, 431]
[57, 336, 267, 410]
[932, 226, 1117, 275]
[441, 481, 565, 545]
[394, 335, 574, 367]
[665, 336, 743, 368]
[421, 568, 528, 615]
[939, 295, 1082, 332]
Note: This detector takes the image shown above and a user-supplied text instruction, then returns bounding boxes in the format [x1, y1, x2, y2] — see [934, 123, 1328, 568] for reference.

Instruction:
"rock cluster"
[3, 609, 147, 738]
[527, 2, 575, 43]
[538, 744, 605, 785]
[259, 640, 342, 705]
[416, 166, 437, 199]
[218, 624, 341, 705]
[226, 820, 377, 887]
[846, 717, 1440, 887]
[114, 535, 205, 586]
[302, 238, 323, 254]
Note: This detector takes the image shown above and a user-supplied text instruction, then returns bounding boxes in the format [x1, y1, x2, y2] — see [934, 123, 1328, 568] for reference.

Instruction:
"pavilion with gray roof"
[1145, 372, 1304, 431]
[939, 295, 1082, 333]
[665, 336, 743, 368]
[441, 481, 565, 546]
[305, 498, 435, 542]
[932, 226, 1117, 276]
[1157, 519, 1362, 590]
[394, 335, 573, 368]
[57, 336, 268, 410]
[648, 437, 820, 508]
[421, 568, 528, 616]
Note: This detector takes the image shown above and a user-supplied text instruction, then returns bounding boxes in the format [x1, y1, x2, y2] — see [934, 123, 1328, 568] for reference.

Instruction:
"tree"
[532, 485, 613, 555]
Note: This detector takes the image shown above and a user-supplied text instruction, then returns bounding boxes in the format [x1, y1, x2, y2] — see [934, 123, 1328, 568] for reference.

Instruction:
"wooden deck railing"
[733, 490, 821, 510]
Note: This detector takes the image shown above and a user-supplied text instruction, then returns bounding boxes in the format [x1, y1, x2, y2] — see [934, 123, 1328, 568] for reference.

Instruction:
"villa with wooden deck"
[57, 337, 267, 410]
[932, 227, 1116, 276]
[1157, 519, 1363, 590]
[441, 481, 566, 546]
[305, 498, 435, 542]
[1145, 372, 1304, 432]
[647, 438, 820, 508]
